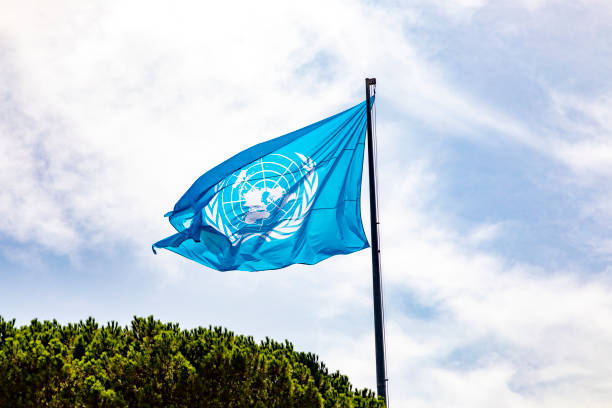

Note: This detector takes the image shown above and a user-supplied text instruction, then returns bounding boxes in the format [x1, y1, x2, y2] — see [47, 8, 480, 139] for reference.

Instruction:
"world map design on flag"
[203, 153, 318, 245]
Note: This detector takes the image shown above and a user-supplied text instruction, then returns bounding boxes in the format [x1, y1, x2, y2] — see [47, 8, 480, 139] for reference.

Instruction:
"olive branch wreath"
[203, 153, 318, 246]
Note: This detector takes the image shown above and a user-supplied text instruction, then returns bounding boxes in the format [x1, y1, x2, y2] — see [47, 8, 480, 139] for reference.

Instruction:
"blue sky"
[2, 1, 612, 406]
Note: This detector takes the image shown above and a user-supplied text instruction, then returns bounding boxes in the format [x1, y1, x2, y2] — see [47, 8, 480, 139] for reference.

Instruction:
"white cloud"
[0, 0, 536, 253]
[371, 162, 612, 406]
[548, 92, 612, 177]
[467, 222, 503, 244]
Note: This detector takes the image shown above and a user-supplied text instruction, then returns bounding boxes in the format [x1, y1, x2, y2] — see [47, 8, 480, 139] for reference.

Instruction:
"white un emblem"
[203, 153, 319, 245]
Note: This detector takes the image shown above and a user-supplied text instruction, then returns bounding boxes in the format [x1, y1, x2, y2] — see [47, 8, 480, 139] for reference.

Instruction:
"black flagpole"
[365, 77, 388, 405]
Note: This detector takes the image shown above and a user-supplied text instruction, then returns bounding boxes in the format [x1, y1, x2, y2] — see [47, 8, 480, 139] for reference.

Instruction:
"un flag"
[153, 99, 370, 271]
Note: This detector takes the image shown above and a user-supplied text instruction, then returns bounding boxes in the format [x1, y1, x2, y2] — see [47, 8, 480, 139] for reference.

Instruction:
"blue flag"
[153, 99, 371, 271]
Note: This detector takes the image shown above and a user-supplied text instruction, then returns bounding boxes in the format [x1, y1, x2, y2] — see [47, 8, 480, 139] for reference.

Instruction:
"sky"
[1, 0, 612, 406]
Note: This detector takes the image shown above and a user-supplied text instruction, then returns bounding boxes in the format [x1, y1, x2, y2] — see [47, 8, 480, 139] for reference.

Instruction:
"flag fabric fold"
[153, 99, 371, 271]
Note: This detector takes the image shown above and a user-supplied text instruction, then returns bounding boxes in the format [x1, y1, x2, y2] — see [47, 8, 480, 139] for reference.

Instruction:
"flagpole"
[365, 78, 388, 405]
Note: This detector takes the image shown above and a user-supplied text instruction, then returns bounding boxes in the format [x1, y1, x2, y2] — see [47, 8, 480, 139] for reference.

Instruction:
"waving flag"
[153, 99, 371, 271]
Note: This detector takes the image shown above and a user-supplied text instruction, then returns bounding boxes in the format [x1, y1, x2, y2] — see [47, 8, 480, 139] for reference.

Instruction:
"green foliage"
[0, 316, 385, 408]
